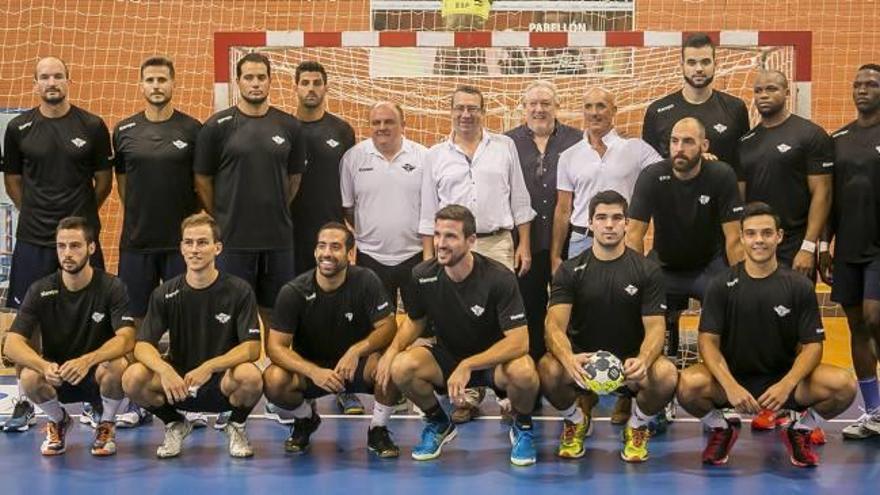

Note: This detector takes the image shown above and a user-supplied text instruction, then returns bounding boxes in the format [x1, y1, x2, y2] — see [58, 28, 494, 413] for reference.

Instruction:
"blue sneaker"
[411, 420, 456, 460]
[213, 411, 232, 430]
[79, 402, 100, 428]
[116, 401, 153, 429]
[509, 421, 537, 466]
[3, 398, 36, 432]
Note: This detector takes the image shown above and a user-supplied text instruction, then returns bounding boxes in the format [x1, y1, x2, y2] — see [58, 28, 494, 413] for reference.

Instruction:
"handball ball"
[582, 350, 625, 395]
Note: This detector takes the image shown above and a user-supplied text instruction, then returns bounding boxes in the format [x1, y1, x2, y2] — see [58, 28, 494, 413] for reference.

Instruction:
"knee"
[232, 364, 263, 395]
[97, 357, 128, 382]
[828, 367, 858, 404]
[121, 363, 151, 397]
[261, 365, 290, 401]
[390, 350, 422, 386]
[676, 366, 710, 403]
[537, 353, 564, 384]
[19, 367, 44, 392]
[505, 355, 539, 390]
[650, 357, 679, 392]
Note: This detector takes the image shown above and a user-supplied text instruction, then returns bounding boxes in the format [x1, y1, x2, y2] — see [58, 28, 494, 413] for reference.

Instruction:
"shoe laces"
[96, 423, 113, 444]
[561, 421, 578, 444]
[421, 421, 447, 443]
[854, 406, 880, 423]
[705, 427, 730, 454]
[788, 427, 812, 453]
[12, 399, 31, 416]
[628, 427, 648, 448]
[44, 421, 63, 444]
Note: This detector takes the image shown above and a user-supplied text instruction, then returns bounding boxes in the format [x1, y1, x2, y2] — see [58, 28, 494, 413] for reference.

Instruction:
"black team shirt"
[271, 265, 393, 367]
[407, 253, 528, 360]
[830, 121, 880, 263]
[629, 159, 742, 270]
[2, 106, 111, 246]
[193, 106, 306, 250]
[642, 90, 750, 173]
[738, 114, 834, 253]
[10, 270, 132, 364]
[113, 111, 201, 252]
[699, 263, 825, 378]
[139, 272, 260, 374]
[549, 248, 666, 360]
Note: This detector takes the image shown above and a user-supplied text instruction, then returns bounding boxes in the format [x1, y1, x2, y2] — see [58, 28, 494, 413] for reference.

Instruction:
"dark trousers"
[518, 249, 551, 361]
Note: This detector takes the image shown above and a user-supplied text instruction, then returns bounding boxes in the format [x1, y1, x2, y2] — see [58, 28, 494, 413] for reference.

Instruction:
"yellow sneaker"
[557, 418, 591, 458]
[620, 425, 650, 463]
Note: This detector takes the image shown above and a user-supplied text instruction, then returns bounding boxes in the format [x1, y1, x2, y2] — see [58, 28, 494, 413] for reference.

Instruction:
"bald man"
[2, 57, 112, 432]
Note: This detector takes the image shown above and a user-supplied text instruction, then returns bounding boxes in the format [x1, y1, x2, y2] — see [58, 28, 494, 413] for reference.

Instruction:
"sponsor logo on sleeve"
[659, 175, 671, 182]
[40, 289, 59, 297]
[165, 289, 180, 299]
[217, 115, 233, 124]
[418, 276, 438, 284]
[305, 293, 317, 301]
[509, 313, 525, 321]
[821, 161, 834, 169]
[118, 122, 136, 131]
[656, 104, 674, 113]
[248, 328, 261, 335]
[726, 278, 739, 288]
[377, 302, 389, 311]
[18, 121, 32, 131]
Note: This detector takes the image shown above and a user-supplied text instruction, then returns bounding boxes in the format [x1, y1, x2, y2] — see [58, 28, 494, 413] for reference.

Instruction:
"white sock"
[371, 402, 393, 428]
[36, 398, 66, 423]
[628, 399, 655, 429]
[794, 408, 821, 431]
[291, 401, 313, 419]
[100, 396, 124, 423]
[18, 381, 29, 403]
[700, 409, 728, 429]
[270, 403, 297, 421]
[560, 402, 585, 424]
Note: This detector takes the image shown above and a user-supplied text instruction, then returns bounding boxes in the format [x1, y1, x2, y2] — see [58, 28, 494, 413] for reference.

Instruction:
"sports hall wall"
[0, 0, 875, 273]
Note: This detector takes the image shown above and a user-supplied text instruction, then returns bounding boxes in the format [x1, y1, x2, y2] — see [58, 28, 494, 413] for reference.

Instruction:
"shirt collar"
[583, 128, 622, 147]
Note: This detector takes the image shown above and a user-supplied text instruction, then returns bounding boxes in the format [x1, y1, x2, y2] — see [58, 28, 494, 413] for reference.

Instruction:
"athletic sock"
[100, 397, 124, 423]
[371, 402, 393, 428]
[627, 399, 655, 429]
[230, 405, 253, 424]
[794, 408, 822, 431]
[858, 377, 880, 413]
[560, 401, 585, 424]
[423, 402, 450, 426]
[514, 414, 532, 430]
[18, 382, 29, 404]
[700, 409, 728, 430]
[36, 399, 66, 423]
[291, 401, 314, 420]
[148, 404, 185, 424]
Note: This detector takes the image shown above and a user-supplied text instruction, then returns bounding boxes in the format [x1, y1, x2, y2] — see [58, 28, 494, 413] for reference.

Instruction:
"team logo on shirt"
[172, 140, 188, 149]
[726, 278, 739, 287]
[656, 104, 674, 113]
[699, 195, 711, 205]
[40, 289, 59, 297]
[71, 138, 87, 148]
[402, 163, 416, 172]
[91, 312, 105, 323]
[624, 284, 638, 296]
[773, 305, 791, 317]
[470, 305, 485, 316]
[345, 312, 354, 322]
[18, 121, 32, 131]
[215, 313, 231, 324]
[776, 143, 791, 153]
[713, 123, 728, 134]
[326, 139, 340, 148]
[119, 122, 136, 131]
[272, 135, 286, 145]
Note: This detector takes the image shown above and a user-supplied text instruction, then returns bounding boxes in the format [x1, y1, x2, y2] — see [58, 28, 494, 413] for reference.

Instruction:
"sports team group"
[1, 33, 879, 469]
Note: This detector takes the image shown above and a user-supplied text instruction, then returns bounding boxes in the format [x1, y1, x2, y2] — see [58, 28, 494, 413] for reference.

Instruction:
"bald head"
[34, 57, 69, 80]
[34, 57, 70, 106]
[669, 117, 709, 176]
[672, 117, 705, 139]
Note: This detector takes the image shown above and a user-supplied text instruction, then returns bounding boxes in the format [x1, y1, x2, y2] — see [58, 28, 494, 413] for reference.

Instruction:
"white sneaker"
[225, 421, 254, 458]
[863, 411, 880, 435]
[156, 420, 194, 458]
[264, 402, 296, 425]
[183, 411, 208, 429]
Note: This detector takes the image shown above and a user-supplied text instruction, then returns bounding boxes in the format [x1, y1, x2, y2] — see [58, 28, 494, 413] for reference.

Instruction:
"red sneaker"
[702, 422, 739, 465]
[781, 426, 820, 467]
[751, 409, 777, 431]
[809, 427, 826, 445]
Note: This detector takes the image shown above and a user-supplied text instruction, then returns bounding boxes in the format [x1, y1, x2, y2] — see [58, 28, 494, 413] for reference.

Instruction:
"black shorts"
[724, 374, 804, 411]
[118, 249, 186, 317]
[55, 366, 102, 407]
[656, 254, 726, 311]
[356, 251, 421, 312]
[7, 239, 105, 309]
[426, 343, 504, 397]
[830, 258, 880, 307]
[217, 248, 295, 307]
[301, 356, 373, 399]
[172, 372, 234, 413]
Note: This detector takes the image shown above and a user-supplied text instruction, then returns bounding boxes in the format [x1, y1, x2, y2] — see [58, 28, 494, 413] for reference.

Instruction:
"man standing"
[4, 217, 134, 456]
[2, 57, 112, 431]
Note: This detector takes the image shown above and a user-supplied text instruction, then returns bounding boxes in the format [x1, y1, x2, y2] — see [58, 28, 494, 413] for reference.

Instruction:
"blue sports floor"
[1, 376, 878, 495]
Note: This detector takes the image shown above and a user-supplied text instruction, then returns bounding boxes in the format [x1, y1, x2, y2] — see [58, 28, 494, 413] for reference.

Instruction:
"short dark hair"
[588, 190, 628, 221]
[295, 61, 327, 84]
[858, 63, 880, 73]
[435, 205, 477, 238]
[452, 85, 484, 109]
[682, 33, 715, 59]
[140, 56, 175, 79]
[56, 216, 95, 244]
[181, 212, 221, 243]
[741, 201, 782, 230]
[318, 222, 355, 251]
[236, 52, 271, 79]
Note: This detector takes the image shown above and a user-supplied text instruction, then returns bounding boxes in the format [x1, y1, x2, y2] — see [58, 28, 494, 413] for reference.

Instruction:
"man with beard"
[627, 118, 743, 410]
[541, 190, 676, 463]
[122, 213, 263, 458]
[677, 202, 855, 467]
[377, 205, 540, 466]
[290, 61, 360, 414]
[642, 33, 750, 173]
[2, 57, 112, 432]
[4, 217, 134, 456]
[818, 64, 880, 439]
[262, 223, 400, 457]
[103, 56, 201, 429]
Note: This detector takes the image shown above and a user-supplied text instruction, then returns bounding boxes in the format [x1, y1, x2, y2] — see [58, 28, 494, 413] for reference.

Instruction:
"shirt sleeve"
[795, 279, 826, 344]
[641, 104, 663, 156]
[716, 163, 744, 223]
[2, 123, 23, 174]
[270, 284, 304, 335]
[732, 101, 751, 175]
[193, 119, 221, 176]
[640, 259, 667, 315]
[805, 125, 834, 176]
[108, 278, 134, 331]
[627, 167, 655, 223]
[418, 149, 441, 236]
[91, 118, 112, 172]
[698, 276, 728, 335]
[405, 270, 428, 320]
[8, 284, 41, 339]
[547, 261, 577, 307]
[638, 139, 663, 170]
[360, 270, 394, 324]
[494, 270, 528, 332]
[235, 286, 261, 343]
[339, 147, 356, 209]
[287, 118, 307, 175]
[138, 289, 168, 346]
[111, 127, 127, 174]
[507, 137, 537, 226]
[556, 149, 575, 192]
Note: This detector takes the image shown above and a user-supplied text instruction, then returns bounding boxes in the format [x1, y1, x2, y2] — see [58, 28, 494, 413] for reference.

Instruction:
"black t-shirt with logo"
[10, 270, 132, 364]
[271, 265, 393, 367]
[699, 263, 825, 378]
[2, 106, 112, 245]
[830, 121, 880, 263]
[629, 159, 742, 270]
[139, 272, 260, 374]
[549, 248, 666, 359]
[407, 253, 528, 360]
[113, 110, 201, 252]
